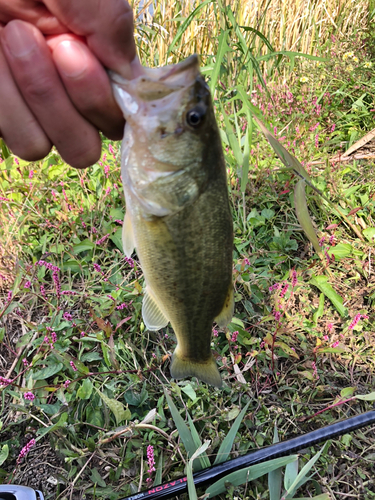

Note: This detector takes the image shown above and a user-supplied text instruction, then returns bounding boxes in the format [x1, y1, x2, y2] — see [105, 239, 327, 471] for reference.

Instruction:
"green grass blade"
[209, 29, 231, 96]
[269, 425, 282, 500]
[187, 412, 211, 469]
[284, 458, 299, 491]
[164, 390, 203, 471]
[167, 0, 213, 59]
[154, 451, 163, 487]
[309, 276, 348, 318]
[284, 443, 329, 498]
[187, 441, 211, 500]
[213, 401, 250, 465]
[206, 455, 298, 497]
[220, 101, 243, 166]
[294, 179, 322, 256]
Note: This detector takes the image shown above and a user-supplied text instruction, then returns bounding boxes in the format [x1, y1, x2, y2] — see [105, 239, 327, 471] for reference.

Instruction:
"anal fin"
[215, 284, 234, 328]
[122, 210, 135, 257]
[142, 287, 169, 331]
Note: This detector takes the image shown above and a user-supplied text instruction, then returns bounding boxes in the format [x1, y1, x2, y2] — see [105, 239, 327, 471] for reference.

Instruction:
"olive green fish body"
[112, 56, 234, 387]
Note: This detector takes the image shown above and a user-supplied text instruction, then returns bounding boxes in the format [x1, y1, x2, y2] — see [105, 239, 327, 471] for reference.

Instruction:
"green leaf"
[164, 390, 202, 470]
[154, 451, 163, 487]
[32, 362, 63, 381]
[356, 391, 375, 401]
[0, 445, 9, 466]
[36, 412, 68, 438]
[309, 276, 347, 317]
[72, 239, 94, 254]
[284, 458, 299, 490]
[328, 243, 352, 261]
[77, 378, 93, 400]
[214, 402, 250, 465]
[96, 388, 130, 425]
[340, 387, 356, 399]
[187, 413, 211, 470]
[209, 29, 231, 95]
[109, 228, 123, 252]
[269, 426, 282, 500]
[363, 227, 375, 242]
[90, 468, 106, 487]
[206, 455, 298, 497]
[313, 293, 325, 326]
[181, 384, 197, 401]
[284, 443, 329, 498]
[294, 179, 321, 255]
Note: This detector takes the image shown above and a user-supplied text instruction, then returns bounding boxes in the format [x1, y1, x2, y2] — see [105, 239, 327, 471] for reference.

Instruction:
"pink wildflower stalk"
[116, 303, 128, 310]
[64, 380, 71, 388]
[348, 313, 368, 330]
[291, 270, 297, 287]
[17, 439, 36, 464]
[231, 331, 239, 342]
[0, 376, 12, 386]
[311, 362, 319, 380]
[280, 282, 289, 298]
[96, 234, 110, 246]
[24, 392, 35, 401]
[146, 445, 156, 482]
[70, 361, 78, 372]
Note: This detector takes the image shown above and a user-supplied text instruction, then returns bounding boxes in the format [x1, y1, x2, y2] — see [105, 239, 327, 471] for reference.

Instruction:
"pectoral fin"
[122, 210, 135, 257]
[142, 287, 169, 331]
[215, 284, 234, 328]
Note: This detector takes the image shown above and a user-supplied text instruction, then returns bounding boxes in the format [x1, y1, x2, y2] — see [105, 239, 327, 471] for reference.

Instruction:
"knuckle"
[21, 74, 56, 103]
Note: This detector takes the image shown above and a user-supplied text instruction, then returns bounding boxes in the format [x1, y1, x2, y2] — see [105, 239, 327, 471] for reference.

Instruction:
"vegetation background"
[0, 0, 375, 498]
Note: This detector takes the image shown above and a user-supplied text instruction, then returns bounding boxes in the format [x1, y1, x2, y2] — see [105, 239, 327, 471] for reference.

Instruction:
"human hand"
[0, 0, 140, 168]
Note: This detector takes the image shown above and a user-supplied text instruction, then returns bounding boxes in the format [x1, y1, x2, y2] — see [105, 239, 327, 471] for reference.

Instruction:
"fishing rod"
[2, 410, 374, 500]
[120, 409, 375, 500]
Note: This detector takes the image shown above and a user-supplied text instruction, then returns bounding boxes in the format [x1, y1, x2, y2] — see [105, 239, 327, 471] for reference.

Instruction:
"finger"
[0, 32, 51, 160]
[0, 1, 66, 35]
[1, 20, 102, 168]
[47, 34, 124, 140]
[43, 0, 142, 78]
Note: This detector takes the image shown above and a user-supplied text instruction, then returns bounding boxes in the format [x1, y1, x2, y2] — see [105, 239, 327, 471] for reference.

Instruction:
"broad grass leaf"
[284, 458, 299, 490]
[164, 390, 202, 469]
[154, 451, 163, 486]
[292, 495, 330, 500]
[90, 468, 106, 487]
[206, 455, 298, 497]
[187, 441, 211, 500]
[309, 276, 347, 318]
[0, 445, 9, 466]
[187, 413, 211, 470]
[294, 179, 321, 256]
[96, 389, 130, 425]
[209, 29, 231, 95]
[214, 402, 250, 465]
[32, 362, 63, 381]
[284, 443, 329, 498]
[269, 426, 282, 500]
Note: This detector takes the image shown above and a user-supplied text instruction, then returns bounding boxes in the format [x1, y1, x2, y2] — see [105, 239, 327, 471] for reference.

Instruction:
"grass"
[1, 1, 375, 499]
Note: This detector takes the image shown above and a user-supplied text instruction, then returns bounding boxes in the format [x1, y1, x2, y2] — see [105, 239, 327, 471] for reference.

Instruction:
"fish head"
[111, 55, 215, 174]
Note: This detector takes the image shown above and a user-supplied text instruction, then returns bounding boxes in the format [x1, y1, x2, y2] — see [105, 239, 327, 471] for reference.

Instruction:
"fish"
[111, 55, 234, 388]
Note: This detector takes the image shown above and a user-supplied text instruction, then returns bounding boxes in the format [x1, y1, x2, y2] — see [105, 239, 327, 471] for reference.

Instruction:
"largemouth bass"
[111, 55, 234, 387]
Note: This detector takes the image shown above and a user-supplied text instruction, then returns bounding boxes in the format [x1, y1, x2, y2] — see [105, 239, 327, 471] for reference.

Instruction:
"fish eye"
[186, 107, 205, 128]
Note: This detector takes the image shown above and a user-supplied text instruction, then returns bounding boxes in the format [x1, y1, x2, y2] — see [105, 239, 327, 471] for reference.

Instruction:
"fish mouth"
[110, 55, 201, 105]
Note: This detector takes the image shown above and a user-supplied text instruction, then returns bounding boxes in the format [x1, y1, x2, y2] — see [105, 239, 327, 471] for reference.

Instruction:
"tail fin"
[170, 351, 222, 388]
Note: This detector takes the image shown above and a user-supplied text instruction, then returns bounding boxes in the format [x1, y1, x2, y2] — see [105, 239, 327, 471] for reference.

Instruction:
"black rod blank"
[120, 410, 375, 500]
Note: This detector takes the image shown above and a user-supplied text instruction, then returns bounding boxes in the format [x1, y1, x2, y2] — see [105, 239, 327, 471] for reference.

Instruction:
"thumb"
[43, 0, 141, 78]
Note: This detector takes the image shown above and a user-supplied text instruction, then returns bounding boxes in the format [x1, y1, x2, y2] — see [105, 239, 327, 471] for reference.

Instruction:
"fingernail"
[3, 21, 36, 58]
[54, 40, 88, 78]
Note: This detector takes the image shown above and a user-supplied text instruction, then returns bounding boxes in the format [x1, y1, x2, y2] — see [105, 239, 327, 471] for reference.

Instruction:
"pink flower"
[0, 376, 12, 386]
[231, 331, 239, 342]
[349, 313, 368, 330]
[291, 270, 297, 287]
[327, 323, 333, 331]
[147, 445, 156, 476]
[17, 439, 36, 464]
[64, 380, 71, 388]
[280, 282, 289, 298]
[213, 328, 218, 337]
[22, 358, 29, 367]
[24, 281, 31, 289]
[70, 361, 78, 372]
[273, 310, 281, 321]
[109, 144, 114, 154]
[331, 124, 336, 132]
[24, 391, 35, 401]
[331, 341, 339, 348]
[29, 170, 34, 179]
[319, 236, 325, 247]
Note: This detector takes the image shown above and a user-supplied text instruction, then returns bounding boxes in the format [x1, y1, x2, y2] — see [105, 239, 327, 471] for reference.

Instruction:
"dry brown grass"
[131, 0, 368, 64]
